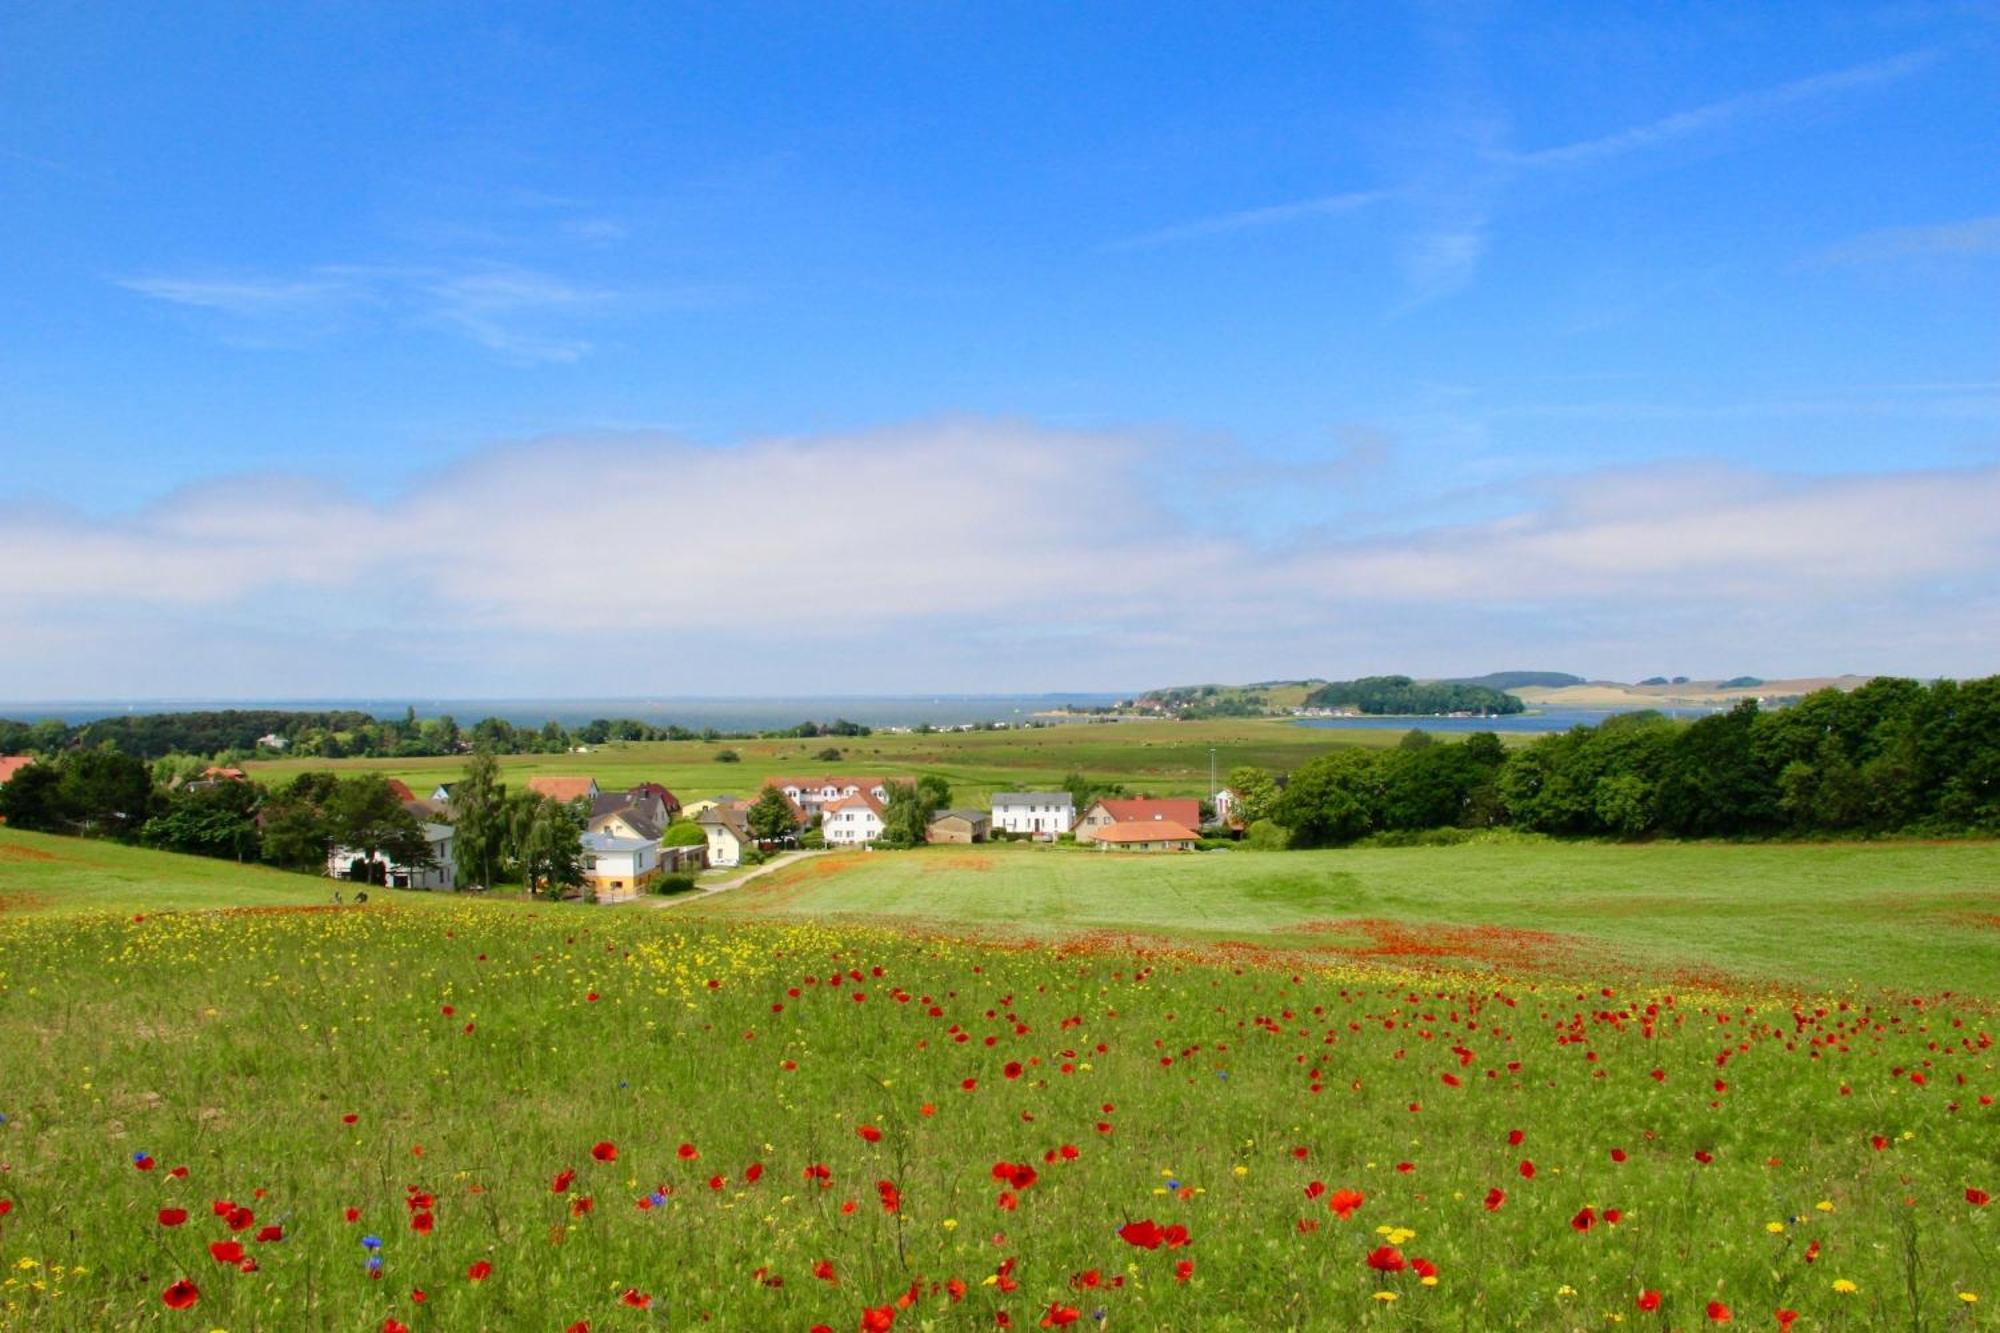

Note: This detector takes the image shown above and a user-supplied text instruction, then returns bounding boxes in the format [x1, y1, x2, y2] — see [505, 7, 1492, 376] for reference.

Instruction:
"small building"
[1212, 787, 1241, 827]
[528, 775, 600, 805]
[681, 794, 735, 821]
[992, 791, 1075, 837]
[626, 782, 682, 819]
[822, 792, 886, 846]
[926, 809, 990, 844]
[0, 756, 35, 787]
[328, 823, 456, 889]
[1074, 797, 1203, 844]
[1089, 819, 1199, 853]
[580, 831, 662, 902]
[697, 804, 756, 868]
[429, 781, 457, 803]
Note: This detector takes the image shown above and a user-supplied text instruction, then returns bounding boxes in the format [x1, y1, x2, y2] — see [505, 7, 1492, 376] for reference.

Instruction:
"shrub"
[652, 873, 697, 896]
[1243, 819, 1292, 851]
[713, 749, 741, 764]
[663, 821, 707, 847]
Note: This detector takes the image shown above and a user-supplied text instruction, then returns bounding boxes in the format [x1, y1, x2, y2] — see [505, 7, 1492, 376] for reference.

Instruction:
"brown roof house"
[1074, 797, 1204, 844]
[1090, 819, 1199, 852]
[528, 776, 600, 805]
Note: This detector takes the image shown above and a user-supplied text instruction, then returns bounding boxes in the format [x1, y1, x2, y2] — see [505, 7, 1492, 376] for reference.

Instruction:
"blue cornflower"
[361, 1234, 383, 1251]
[648, 1192, 667, 1208]
[1166, 1178, 1182, 1190]
[365, 1255, 383, 1271]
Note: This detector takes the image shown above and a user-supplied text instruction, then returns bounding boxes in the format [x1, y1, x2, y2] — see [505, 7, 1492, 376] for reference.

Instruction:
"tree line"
[1301, 675, 1525, 717]
[0, 708, 876, 764]
[1229, 677, 2000, 845]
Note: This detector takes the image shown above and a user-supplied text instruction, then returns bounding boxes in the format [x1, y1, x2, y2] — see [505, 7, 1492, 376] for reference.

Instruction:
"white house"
[697, 804, 756, 868]
[991, 791, 1075, 837]
[822, 792, 886, 846]
[327, 823, 456, 890]
[580, 831, 662, 902]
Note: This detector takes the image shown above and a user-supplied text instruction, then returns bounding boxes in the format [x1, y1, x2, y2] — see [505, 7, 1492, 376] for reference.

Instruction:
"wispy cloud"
[117, 261, 628, 364]
[1108, 189, 1393, 250]
[1501, 49, 1938, 171]
[1813, 213, 2000, 264]
[1117, 47, 1940, 302]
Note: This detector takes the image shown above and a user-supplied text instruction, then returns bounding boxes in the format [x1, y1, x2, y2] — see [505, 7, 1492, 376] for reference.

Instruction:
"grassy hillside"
[241, 717, 1418, 802]
[0, 826, 452, 915]
[685, 838, 2000, 996]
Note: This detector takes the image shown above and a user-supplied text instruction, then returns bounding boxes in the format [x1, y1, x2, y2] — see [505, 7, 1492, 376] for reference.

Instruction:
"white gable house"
[991, 791, 1075, 837]
[822, 793, 886, 846]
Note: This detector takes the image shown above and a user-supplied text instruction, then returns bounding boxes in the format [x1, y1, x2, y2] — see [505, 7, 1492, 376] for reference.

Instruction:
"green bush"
[713, 749, 741, 764]
[652, 873, 697, 896]
[1243, 819, 1292, 851]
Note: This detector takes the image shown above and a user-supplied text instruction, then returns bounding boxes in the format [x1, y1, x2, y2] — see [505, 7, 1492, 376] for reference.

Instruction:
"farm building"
[926, 809, 991, 844]
[1089, 820, 1199, 853]
[1074, 797, 1203, 843]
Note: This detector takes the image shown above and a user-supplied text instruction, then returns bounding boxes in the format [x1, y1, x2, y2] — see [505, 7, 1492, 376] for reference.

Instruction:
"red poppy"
[208, 1241, 245, 1264]
[1610, 1148, 1628, 1163]
[1411, 1257, 1438, 1280]
[1571, 1206, 1597, 1232]
[1694, 1150, 1714, 1165]
[1604, 1208, 1624, 1225]
[384, 1322, 411, 1333]
[467, 1260, 492, 1281]
[1776, 1311, 1799, 1330]
[158, 1207, 189, 1227]
[1637, 1290, 1662, 1312]
[744, 1162, 764, 1184]
[1004, 1061, 1024, 1080]
[410, 1211, 434, 1234]
[591, 1141, 617, 1162]
[1484, 1188, 1506, 1212]
[1707, 1301, 1733, 1323]
[552, 1168, 576, 1194]
[1040, 1304, 1080, 1328]
[225, 1205, 255, 1231]
[1118, 1219, 1164, 1249]
[677, 1143, 698, 1159]
[1174, 1259, 1195, 1283]
[1969, 1187, 1991, 1207]
[345, 1207, 361, 1223]
[1304, 1180, 1326, 1200]
[1327, 1188, 1366, 1220]
[861, 1305, 897, 1332]
[1519, 1160, 1536, 1179]
[255, 1224, 284, 1243]
[1507, 1129, 1524, 1146]
[814, 1259, 837, 1282]
[342, 1113, 358, 1124]
[1366, 1245, 1406, 1273]
[620, 1288, 652, 1308]
[161, 1279, 199, 1310]
[858, 1124, 883, 1143]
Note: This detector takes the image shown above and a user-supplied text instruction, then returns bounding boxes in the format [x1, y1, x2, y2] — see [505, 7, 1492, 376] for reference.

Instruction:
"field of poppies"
[0, 900, 1992, 1331]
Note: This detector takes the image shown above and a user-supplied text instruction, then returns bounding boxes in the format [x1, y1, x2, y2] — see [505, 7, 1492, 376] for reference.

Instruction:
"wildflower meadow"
[0, 903, 1992, 1330]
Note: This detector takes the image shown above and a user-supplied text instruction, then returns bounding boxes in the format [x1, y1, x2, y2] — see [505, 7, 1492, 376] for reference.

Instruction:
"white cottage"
[327, 823, 456, 890]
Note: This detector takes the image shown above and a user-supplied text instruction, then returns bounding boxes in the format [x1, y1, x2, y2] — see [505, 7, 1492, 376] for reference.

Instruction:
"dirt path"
[638, 849, 829, 909]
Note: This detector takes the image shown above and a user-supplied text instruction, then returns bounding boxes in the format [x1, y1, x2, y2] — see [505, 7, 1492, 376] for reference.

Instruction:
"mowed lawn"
[685, 839, 2000, 997]
[240, 717, 1423, 805]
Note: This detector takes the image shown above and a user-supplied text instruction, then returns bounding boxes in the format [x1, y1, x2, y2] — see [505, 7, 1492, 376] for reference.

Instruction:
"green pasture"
[686, 838, 2000, 997]
[238, 717, 1423, 804]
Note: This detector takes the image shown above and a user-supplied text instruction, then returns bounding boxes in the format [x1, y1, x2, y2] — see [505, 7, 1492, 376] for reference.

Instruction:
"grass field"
[685, 839, 2000, 997]
[239, 717, 1420, 805]
[1, 830, 1996, 1328]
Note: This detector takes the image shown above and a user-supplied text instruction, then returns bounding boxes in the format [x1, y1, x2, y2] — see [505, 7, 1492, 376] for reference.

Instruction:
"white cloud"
[1814, 213, 2000, 264]
[2, 423, 1997, 696]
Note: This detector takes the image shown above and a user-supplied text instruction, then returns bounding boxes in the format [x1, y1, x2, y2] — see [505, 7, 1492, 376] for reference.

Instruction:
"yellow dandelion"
[1832, 1279, 1858, 1294]
[1373, 1291, 1399, 1303]
[1958, 1292, 1977, 1304]
[1765, 1221, 1786, 1234]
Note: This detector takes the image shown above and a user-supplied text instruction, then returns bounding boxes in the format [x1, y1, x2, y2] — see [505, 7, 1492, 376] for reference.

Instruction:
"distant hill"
[1436, 671, 1585, 691]
[1303, 676, 1525, 717]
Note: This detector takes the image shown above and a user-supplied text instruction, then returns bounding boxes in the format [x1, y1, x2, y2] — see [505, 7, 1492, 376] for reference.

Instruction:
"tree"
[510, 793, 584, 897]
[141, 780, 261, 860]
[1275, 749, 1383, 846]
[663, 820, 708, 847]
[324, 775, 431, 885]
[58, 749, 158, 837]
[1224, 766, 1279, 825]
[450, 752, 508, 890]
[880, 777, 950, 847]
[260, 775, 335, 871]
[1061, 771, 1125, 812]
[746, 786, 799, 842]
[0, 762, 66, 832]
[714, 749, 742, 764]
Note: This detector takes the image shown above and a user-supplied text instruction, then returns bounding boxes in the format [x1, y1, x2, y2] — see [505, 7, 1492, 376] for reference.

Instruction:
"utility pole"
[1208, 746, 1216, 805]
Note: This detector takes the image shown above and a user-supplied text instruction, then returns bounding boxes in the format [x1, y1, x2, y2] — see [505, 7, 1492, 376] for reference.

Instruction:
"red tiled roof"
[200, 766, 249, 782]
[771, 776, 892, 793]
[1091, 819, 1199, 844]
[822, 792, 885, 816]
[528, 776, 597, 803]
[628, 782, 680, 810]
[385, 779, 416, 803]
[1096, 797, 1202, 829]
[0, 756, 35, 786]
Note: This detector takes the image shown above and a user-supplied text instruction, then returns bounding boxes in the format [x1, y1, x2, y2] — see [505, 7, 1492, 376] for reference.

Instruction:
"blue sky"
[2, 2, 1997, 698]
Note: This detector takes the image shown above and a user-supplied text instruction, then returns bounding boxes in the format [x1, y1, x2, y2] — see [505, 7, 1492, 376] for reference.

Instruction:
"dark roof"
[931, 808, 990, 824]
[993, 791, 1073, 805]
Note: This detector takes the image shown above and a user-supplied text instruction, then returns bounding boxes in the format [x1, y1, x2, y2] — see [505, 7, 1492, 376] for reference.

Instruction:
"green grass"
[240, 717, 1425, 805]
[687, 838, 2000, 997]
[0, 827, 369, 915]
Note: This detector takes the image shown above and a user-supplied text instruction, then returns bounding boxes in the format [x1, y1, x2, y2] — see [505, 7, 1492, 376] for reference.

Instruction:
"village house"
[991, 791, 1075, 837]
[1089, 819, 1199, 853]
[696, 804, 756, 868]
[579, 831, 661, 902]
[587, 789, 670, 843]
[821, 792, 886, 846]
[1073, 797, 1204, 844]
[327, 823, 456, 889]
[680, 794, 735, 821]
[926, 809, 991, 844]
[625, 781, 681, 819]
[0, 756, 36, 787]
[770, 776, 896, 819]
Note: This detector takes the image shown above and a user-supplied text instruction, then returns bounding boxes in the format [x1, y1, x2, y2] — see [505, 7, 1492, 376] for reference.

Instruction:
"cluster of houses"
[0, 750, 1245, 900]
